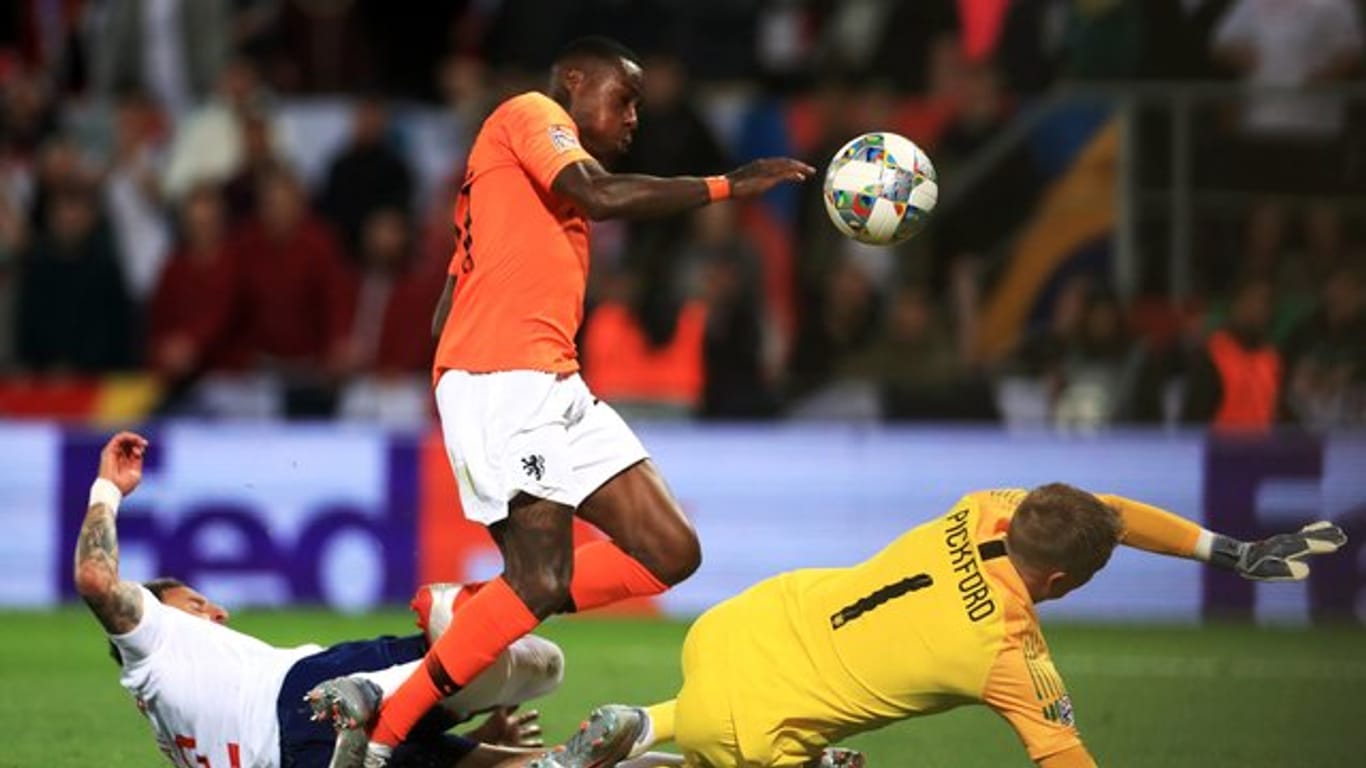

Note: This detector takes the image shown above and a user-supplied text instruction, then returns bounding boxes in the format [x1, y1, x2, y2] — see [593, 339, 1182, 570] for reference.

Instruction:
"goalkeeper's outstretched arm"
[1097, 493, 1347, 582]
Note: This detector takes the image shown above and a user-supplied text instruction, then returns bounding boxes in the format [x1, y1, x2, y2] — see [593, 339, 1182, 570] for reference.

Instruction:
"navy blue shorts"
[276, 635, 479, 768]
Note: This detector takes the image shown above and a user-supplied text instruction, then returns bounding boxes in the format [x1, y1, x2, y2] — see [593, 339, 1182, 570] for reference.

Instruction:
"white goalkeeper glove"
[1209, 522, 1348, 581]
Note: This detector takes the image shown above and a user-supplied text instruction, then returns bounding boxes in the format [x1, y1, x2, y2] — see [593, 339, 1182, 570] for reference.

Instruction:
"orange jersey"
[433, 92, 595, 379]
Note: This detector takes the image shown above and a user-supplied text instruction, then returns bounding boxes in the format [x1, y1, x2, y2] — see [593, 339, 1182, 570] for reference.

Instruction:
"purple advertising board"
[1, 423, 1361, 622]
[53, 425, 418, 612]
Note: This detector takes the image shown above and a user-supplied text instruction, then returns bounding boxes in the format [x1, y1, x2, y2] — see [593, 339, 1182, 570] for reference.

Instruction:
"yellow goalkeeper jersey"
[687, 489, 1080, 765]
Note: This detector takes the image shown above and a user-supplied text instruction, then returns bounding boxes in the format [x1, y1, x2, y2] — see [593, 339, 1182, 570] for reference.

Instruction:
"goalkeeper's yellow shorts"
[674, 582, 829, 767]
[675, 600, 743, 767]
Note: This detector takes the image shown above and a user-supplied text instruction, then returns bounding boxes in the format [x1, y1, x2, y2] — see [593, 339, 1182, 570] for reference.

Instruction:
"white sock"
[618, 752, 684, 767]
[354, 661, 422, 699]
[627, 709, 656, 759]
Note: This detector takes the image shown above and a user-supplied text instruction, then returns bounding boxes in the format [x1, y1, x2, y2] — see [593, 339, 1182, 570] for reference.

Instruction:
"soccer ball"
[822, 132, 938, 246]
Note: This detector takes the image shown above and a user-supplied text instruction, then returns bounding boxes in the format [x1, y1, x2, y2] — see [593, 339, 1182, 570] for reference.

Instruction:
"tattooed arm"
[73, 432, 149, 635]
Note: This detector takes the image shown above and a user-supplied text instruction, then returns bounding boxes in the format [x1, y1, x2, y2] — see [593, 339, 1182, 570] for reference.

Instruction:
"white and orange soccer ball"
[822, 131, 938, 246]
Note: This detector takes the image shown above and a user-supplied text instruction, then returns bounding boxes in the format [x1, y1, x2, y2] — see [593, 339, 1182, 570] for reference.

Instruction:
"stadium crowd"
[0, 0, 1362, 430]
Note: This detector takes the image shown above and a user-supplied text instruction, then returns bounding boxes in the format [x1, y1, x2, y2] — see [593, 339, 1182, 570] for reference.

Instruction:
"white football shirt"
[110, 587, 323, 768]
[1215, 0, 1365, 137]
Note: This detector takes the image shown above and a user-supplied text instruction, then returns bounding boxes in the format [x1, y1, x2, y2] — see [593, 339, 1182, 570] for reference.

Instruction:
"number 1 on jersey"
[831, 573, 934, 629]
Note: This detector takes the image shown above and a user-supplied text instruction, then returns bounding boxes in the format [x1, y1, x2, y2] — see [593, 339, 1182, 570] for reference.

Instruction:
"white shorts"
[435, 369, 650, 525]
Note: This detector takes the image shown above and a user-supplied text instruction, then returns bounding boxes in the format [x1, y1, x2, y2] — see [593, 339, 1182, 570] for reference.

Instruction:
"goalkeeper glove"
[1209, 522, 1348, 581]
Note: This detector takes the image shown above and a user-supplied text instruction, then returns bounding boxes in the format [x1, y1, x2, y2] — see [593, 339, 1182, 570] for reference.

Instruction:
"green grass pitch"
[3, 609, 1364, 767]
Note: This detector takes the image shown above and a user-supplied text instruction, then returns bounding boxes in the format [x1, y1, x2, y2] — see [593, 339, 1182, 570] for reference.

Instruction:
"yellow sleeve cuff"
[1037, 744, 1098, 768]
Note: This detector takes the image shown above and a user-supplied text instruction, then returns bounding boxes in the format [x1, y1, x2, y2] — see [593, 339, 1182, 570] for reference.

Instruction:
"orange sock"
[370, 663, 443, 747]
[372, 577, 538, 746]
[451, 581, 483, 611]
[569, 540, 668, 611]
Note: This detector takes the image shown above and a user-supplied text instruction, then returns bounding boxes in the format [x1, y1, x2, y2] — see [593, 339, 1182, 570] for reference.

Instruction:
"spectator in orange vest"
[585, 50, 726, 420]
[581, 294, 707, 418]
[581, 266, 707, 420]
[1182, 277, 1283, 432]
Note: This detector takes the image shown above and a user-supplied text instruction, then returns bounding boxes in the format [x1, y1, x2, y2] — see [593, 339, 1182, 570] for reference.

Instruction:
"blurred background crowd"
[0, 0, 1363, 432]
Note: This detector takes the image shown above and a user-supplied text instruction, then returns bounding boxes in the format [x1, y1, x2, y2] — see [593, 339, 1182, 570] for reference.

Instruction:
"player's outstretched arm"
[551, 156, 813, 221]
[1098, 494, 1347, 581]
[73, 431, 149, 634]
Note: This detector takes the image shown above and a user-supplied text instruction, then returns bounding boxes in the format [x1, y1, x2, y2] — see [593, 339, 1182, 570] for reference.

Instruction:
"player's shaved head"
[554, 35, 641, 75]
[549, 36, 643, 161]
[1008, 483, 1122, 599]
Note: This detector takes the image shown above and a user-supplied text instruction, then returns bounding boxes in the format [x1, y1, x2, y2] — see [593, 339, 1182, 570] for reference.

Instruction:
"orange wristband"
[705, 175, 731, 202]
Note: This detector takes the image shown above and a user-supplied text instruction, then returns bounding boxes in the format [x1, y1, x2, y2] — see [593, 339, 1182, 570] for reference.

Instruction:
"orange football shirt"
[433, 91, 595, 379]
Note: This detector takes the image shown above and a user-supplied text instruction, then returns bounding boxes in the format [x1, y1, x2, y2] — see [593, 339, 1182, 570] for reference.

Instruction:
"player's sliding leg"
[525, 705, 649, 768]
[670, 601, 750, 768]
[410, 582, 482, 641]
[522, 702, 683, 768]
[415, 522, 691, 628]
[570, 460, 701, 612]
[441, 634, 564, 720]
[363, 448, 697, 764]
[641, 701, 676, 753]
[325, 639, 563, 723]
[309, 634, 563, 766]
[306, 676, 382, 768]
[363, 471, 695, 764]
[548, 699, 860, 768]
[365, 498, 574, 761]
[611, 700, 676, 760]
[411, 586, 565, 720]
[616, 754, 686, 767]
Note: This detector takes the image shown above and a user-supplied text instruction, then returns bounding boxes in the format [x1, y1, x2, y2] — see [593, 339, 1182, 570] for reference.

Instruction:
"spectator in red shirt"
[333, 206, 442, 377]
[146, 183, 246, 384]
[234, 165, 350, 374]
